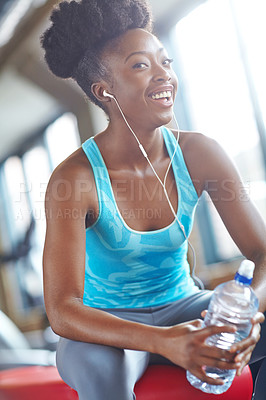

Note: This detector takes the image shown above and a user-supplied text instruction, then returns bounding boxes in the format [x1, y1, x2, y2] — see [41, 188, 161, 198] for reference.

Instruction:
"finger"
[197, 355, 241, 371]
[248, 322, 262, 340]
[234, 343, 256, 376]
[236, 353, 252, 376]
[230, 323, 260, 353]
[231, 334, 258, 354]
[188, 318, 204, 329]
[198, 324, 237, 341]
[250, 323, 262, 338]
[201, 310, 208, 318]
[235, 344, 256, 364]
[201, 345, 236, 362]
[251, 312, 265, 324]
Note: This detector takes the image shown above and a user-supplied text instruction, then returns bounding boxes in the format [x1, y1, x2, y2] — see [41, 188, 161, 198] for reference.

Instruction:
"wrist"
[147, 325, 169, 356]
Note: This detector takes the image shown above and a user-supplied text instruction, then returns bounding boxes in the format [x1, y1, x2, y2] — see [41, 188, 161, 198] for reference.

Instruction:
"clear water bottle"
[186, 259, 259, 394]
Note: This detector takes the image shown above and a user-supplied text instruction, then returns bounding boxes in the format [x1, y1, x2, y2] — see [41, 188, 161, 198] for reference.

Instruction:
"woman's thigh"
[153, 290, 213, 327]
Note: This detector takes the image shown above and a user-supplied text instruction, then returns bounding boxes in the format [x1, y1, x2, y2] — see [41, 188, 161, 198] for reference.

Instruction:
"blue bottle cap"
[235, 272, 252, 285]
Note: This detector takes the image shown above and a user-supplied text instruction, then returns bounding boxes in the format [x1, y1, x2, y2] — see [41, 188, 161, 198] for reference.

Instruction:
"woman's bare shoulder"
[172, 128, 228, 167]
[172, 128, 216, 151]
[171, 129, 234, 195]
[45, 146, 96, 207]
[48, 146, 93, 185]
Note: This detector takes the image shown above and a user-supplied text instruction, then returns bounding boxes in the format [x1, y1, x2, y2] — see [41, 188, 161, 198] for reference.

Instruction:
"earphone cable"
[111, 96, 204, 289]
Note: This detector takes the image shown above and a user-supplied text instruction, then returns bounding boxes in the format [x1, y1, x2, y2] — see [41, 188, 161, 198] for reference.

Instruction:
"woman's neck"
[96, 120, 165, 170]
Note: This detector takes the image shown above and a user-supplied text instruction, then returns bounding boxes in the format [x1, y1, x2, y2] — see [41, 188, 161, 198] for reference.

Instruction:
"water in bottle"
[186, 259, 259, 394]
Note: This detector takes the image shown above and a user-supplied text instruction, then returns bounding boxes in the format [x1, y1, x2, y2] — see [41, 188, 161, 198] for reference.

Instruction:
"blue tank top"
[81, 126, 199, 308]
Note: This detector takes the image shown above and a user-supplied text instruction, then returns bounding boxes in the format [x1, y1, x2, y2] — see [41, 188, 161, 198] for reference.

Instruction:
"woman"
[41, 0, 266, 399]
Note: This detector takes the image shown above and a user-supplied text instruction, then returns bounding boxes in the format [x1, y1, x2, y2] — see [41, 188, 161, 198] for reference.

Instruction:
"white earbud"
[103, 90, 115, 99]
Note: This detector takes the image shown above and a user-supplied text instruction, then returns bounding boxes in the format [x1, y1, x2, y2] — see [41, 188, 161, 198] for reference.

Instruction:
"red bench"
[0, 364, 253, 399]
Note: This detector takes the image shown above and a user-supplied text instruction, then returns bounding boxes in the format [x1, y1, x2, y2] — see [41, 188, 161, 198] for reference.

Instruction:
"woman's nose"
[152, 65, 171, 82]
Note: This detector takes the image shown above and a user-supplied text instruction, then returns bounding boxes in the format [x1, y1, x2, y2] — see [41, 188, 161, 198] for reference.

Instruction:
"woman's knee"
[56, 337, 137, 399]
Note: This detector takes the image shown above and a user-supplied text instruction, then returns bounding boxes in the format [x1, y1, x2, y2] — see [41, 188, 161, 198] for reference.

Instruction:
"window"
[170, 0, 266, 263]
[45, 112, 80, 169]
[22, 145, 51, 278]
[0, 113, 80, 316]
[3, 156, 31, 242]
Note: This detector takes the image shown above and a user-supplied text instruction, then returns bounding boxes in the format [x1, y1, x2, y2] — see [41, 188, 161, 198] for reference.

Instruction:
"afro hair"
[41, 0, 153, 109]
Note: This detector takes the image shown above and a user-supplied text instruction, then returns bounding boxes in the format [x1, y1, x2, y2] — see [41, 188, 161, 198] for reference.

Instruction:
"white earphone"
[103, 90, 115, 99]
[101, 87, 203, 289]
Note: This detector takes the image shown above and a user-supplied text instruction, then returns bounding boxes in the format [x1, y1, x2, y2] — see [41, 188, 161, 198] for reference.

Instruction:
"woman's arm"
[43, 152, 158, 351]
[182, 132, 266, 312]
[206, 139, 266, 312]
[181, 132, 266, 375]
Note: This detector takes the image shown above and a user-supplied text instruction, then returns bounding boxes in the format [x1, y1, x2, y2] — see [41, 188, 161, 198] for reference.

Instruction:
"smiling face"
[101, 28, 178, 129]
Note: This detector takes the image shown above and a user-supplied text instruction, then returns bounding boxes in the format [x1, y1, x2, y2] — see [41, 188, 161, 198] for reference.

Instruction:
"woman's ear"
[91, 83, 111, 102]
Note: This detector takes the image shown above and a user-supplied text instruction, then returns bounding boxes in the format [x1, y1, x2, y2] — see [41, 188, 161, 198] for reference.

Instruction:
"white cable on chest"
[103, 90, 204, 289]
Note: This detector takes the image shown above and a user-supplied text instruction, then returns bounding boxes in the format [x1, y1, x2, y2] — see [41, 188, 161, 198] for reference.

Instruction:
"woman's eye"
[132, 62, 148, 69]
[163, 58, 174, 66]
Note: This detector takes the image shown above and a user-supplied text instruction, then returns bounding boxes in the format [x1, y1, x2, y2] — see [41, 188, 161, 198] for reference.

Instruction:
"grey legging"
[56, 290, 266, 400]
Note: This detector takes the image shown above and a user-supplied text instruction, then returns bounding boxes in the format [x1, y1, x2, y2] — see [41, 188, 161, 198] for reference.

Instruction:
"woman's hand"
[230, 311, 265, 376]
[159, 319, 240, 386]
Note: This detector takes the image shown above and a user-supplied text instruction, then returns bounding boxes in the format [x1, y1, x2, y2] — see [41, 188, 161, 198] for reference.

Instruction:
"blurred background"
[0, 0, 265, 371]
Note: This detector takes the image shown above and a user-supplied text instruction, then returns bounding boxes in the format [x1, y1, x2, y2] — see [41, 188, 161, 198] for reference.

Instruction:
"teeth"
[151, 90, 172, 100]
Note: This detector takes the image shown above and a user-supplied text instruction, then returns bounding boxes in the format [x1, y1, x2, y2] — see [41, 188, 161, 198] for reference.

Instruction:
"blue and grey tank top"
[81, 126, 199, 309]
